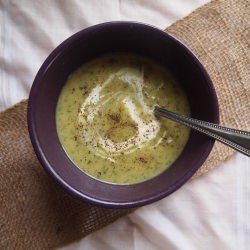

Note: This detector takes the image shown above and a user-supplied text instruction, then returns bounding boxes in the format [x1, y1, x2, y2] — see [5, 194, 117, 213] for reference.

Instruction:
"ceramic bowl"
[28, 22, 219, 208]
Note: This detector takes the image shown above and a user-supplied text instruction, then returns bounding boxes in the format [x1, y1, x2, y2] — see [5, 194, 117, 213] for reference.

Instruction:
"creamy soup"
[56, 54, 190, 184]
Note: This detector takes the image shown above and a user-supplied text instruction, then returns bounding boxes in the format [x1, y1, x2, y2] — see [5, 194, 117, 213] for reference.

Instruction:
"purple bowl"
[28, 22, 219, 208]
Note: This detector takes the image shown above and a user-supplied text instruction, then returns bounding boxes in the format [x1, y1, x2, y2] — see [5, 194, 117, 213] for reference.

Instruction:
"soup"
[56, 54, 190, 184]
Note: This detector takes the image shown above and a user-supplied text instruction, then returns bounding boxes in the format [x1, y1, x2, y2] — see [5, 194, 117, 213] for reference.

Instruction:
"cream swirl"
[78, 67, 160, 161]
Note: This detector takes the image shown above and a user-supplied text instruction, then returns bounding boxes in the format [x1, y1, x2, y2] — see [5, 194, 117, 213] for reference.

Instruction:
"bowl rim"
[27, 21, 219, 208]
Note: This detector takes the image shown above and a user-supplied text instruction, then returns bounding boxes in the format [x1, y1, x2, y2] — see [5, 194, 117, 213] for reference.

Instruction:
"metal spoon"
[154, 106, 250, 157]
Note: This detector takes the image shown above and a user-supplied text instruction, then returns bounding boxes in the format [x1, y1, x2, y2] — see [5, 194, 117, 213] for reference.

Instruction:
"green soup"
[56, 54, 190, 184]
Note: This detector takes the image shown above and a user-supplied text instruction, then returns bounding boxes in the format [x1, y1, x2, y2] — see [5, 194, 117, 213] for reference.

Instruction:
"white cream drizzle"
[78, 67, 161, 161]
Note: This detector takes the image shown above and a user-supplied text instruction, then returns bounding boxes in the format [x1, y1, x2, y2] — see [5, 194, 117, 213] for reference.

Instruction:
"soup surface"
[56, 54, 190, 184]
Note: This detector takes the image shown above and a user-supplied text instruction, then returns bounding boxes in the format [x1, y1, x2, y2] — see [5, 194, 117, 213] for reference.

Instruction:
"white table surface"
[1, 1, 249, 249]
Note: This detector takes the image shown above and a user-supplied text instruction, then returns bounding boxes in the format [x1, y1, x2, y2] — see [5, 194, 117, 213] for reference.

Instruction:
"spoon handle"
[154, 106, 250, 157]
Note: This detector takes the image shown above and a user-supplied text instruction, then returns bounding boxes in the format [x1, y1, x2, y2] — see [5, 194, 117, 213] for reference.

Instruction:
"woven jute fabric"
[0, 0, 249, 249]
[167, 0, 250, 177]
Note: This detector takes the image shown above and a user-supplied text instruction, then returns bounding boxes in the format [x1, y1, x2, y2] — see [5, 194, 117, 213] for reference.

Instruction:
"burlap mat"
[0, 0, 249, 249]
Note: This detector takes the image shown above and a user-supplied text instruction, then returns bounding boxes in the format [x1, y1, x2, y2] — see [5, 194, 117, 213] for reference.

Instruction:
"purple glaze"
[27, 22, 219, 208]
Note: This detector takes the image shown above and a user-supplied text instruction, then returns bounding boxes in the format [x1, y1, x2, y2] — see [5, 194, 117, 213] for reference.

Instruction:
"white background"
[0, 1, 249, 249]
